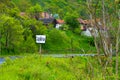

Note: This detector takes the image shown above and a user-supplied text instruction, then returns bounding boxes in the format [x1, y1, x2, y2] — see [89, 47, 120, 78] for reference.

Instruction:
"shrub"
[43, 29, 70, 50]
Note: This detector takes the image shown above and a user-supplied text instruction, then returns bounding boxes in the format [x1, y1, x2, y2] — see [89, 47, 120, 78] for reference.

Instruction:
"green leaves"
[44, 29, 70, 50]
[0, 15, 24, 53]
[27, 4, 42, 19]
[8, 7, 20, 17]
[28, 4, 42, 13]
[22, 35, 38, 53]
[64, 12, 79, 31]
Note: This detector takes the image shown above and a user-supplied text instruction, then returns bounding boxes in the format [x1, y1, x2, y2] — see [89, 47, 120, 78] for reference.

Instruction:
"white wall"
[56, 24, 62, 29]
[81, 28, 98, 37]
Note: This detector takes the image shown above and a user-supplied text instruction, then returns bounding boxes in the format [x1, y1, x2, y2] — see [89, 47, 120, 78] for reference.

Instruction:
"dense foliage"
[0, 0, 98, 54]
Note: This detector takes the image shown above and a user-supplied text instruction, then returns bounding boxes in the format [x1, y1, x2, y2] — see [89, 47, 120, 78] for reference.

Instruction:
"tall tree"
[64, 12, 79, 32]
[27, 4, 43, 20]
[0, 15, 24, 53]
[86, 0, 120, 79]
[12, 0, 32, 11]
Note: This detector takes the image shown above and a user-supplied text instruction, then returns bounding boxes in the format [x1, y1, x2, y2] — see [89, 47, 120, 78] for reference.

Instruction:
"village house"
[20, 12, 64, 29]
[55, 19, 64, 29]
[38, 12, 65, 29]
[38, 12, 55, 26]
[78, 18, 107, 37]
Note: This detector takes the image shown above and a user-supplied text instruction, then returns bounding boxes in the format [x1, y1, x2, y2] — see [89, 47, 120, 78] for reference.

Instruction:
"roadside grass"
[0, 54, 119, 80]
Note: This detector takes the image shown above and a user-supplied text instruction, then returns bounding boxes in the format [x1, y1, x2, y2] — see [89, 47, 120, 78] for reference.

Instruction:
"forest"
[0, 0, 120, 80]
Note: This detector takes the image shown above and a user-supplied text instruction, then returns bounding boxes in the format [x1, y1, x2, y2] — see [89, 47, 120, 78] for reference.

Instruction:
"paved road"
[42, 54, 98, 57]
[0, 58, 4, 64]
[0, 56, 22, 64]
[0, 54, 101, 64]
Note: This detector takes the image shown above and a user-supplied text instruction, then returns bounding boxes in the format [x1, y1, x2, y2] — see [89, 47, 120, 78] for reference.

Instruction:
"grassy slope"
[0, 55, 87, 80]
[1, 54, 119, 80]
[65, 30, 96, 53]
[41, 29, 96, 54]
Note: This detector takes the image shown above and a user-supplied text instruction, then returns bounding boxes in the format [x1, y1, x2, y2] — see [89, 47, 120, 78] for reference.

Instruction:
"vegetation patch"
[0, 55, 119, 80]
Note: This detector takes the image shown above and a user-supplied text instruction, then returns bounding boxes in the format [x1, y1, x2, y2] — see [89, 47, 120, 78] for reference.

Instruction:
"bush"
[21, 35, 38, 53]
[60, 24, 69, 30]
[43, 29, 70, 50]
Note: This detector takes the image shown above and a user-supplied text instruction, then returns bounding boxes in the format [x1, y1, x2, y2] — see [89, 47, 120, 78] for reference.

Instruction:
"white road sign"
[36, 35, 46, 43]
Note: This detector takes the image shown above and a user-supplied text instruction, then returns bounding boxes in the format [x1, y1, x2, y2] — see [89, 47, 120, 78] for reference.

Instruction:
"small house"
[55, 19, 64, 29]
[78, 18, 107, 37]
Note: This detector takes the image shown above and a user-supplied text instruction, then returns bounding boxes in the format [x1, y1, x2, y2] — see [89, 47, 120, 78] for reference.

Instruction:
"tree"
[43, 29, 70, 50]
[64, 12, 79, 32]
[22, 34, 38, 53]
[0, 15, 24, 54]
[12, 0, 32, 11]
[0, 0, 15, 14]
[27, 4, 43, 20]
[86, 0, 120, 79]
[21, 18, 47, 40]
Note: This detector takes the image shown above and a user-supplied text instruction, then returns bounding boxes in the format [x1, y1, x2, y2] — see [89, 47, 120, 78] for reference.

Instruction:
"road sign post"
[36, 35, 46, 54]
[39, 44, 41, 54]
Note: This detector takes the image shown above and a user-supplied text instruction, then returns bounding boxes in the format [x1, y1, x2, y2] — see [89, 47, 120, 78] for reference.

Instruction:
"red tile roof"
[56, 19, 64, 24]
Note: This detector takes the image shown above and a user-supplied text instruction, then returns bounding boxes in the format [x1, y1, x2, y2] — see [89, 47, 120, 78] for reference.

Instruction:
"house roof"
[40, 12, 53, 18]
[56, 19, 64, 24]
[78, 18, 108, 30]
[20, 12, 65, 25]
[39, 18, 55, 24]
[20, 12, 53, 18]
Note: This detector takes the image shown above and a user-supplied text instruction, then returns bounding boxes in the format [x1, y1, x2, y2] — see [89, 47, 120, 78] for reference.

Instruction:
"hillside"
[12, 0, 88, 18]
[0, 0, 120, 80]
[0, 0, 97, 55]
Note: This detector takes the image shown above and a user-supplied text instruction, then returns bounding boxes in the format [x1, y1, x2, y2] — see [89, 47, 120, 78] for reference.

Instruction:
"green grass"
[65, 30, 96, 53]
[0, 55, 87, 80]
[0, 54, 119, 80]
[42, 30, 96, 54]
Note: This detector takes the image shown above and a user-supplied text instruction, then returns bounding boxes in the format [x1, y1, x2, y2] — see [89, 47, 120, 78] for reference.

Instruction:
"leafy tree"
[43, 29, 70, 50]
[0, 0, 15, 14]
[21, 19, 47, 39]
[0, 15, 24, 54]
[27, 4, 43, 20]
[7, 7, 20, 17]
[64, 12, 79, 32]
[22, 35, 38, 53]
[12, 0, 32, 11]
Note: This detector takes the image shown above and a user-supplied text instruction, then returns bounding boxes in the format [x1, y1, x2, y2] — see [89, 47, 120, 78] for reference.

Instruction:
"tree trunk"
[115, 9, 120, 80]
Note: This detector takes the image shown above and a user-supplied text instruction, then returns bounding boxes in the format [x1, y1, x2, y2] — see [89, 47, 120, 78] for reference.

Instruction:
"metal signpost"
[36, 35, 46, 54]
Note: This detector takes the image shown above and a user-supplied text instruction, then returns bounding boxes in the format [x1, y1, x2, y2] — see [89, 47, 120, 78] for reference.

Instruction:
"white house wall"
[56, 24, 62, 29]
[81, 28, 98, 37]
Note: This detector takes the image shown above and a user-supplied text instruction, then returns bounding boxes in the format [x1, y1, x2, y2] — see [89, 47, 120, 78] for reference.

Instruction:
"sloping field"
[0, 55, 119, 80]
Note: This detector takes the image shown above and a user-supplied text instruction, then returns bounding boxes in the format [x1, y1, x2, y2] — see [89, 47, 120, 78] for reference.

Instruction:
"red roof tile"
[56, 19, 64, 24]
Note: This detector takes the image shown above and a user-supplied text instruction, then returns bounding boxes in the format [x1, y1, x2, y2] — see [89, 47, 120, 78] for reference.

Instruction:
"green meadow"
[0, 54, 119, 80]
